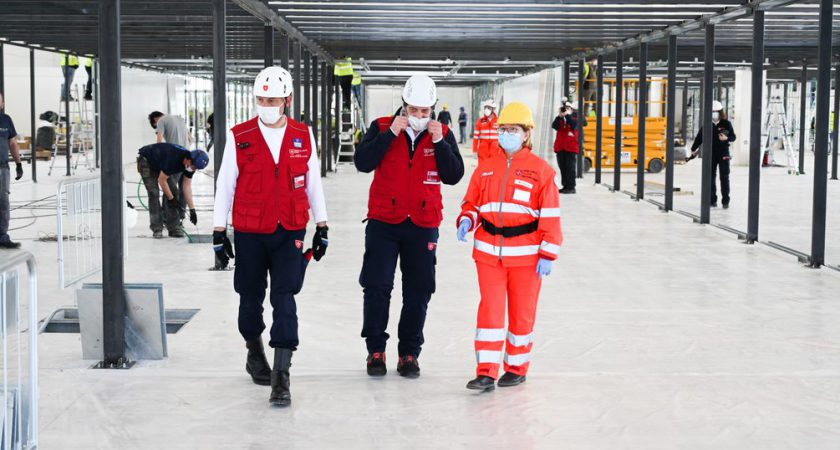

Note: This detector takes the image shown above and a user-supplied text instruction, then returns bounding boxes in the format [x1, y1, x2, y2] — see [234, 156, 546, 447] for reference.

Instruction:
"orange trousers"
[474, 260, 542, 379]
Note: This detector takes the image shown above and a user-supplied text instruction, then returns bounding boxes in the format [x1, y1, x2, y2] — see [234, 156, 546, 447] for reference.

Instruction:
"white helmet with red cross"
[253, 66, 294, 98]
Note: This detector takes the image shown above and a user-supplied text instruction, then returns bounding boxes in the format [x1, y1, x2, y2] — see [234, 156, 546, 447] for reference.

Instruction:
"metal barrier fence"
[0, 251, 39, 450]
[56, 176, 102, 289]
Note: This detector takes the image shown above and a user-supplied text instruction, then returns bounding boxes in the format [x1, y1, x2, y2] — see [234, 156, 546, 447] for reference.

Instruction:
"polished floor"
[6, 146, 840, 449]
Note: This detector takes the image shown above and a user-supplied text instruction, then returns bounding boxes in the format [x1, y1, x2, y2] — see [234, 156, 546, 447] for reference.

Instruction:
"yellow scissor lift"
[577, 77, 669, 174]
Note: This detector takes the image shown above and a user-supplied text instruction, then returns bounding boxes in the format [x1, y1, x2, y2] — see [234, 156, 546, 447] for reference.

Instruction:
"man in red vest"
[212, 66, 329, 408]
[355, 74, 465, 378]
[552, 104, 580, 194]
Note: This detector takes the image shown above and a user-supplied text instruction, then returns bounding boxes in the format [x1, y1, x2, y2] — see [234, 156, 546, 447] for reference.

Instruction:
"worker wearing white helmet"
[354, 74, 465, 378]
[212, 65, 329, 408]
[689, 100, 736, 208]
[473, 99, 500, 161]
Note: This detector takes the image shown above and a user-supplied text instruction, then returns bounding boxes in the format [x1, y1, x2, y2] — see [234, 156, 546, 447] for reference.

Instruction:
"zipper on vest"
[497, 158, 513, 261]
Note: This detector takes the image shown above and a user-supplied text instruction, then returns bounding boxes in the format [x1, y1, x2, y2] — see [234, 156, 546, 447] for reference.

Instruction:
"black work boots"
[466, 376, 495, 392]
[366, 352, 387, 376]
[245, 339, 271, 386]
[497, 372, 526, 387]
[396, 355, 420, 378]
[269, 348, 293, 407]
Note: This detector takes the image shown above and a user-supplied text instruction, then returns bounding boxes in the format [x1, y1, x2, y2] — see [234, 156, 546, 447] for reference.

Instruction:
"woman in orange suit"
[456, 102, 563, 391]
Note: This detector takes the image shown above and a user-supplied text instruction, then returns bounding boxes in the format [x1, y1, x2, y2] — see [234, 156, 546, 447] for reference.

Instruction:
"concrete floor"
[5, 146, 840, 449]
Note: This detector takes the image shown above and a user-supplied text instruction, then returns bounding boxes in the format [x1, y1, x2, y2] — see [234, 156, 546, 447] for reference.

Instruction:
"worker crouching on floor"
[212, 66, 329, 408]
[355, 74, 465, 378]
[456, 102, 563, 391]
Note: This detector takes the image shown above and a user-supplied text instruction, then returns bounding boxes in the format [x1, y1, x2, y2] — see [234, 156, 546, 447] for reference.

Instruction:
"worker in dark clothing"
[552, 105, 579, 193]
[458, 107, 468, 144]
[137, 143, 209, 238]
[690, 101, 736, 209]
[355, 74, 464, 379]
[438, 105, 452, 126]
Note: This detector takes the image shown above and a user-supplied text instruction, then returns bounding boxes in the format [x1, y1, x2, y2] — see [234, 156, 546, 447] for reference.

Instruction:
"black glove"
[312, 226, 329, 261]
[213, 230, 235, 268]
[15, 163, 23, 181]
[165, 196, 181, 210]
[189, 208, 197, 225]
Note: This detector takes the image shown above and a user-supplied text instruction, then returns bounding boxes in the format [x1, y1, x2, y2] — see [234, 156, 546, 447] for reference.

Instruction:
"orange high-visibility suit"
[472, 113, 499, 161]
[458, 147, 562, 379]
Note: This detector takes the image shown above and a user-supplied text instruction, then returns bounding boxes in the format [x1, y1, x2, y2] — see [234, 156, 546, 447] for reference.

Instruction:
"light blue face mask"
[498, 131, 524, 153]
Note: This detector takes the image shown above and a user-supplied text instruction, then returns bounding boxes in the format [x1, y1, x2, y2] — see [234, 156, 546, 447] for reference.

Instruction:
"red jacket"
[473, 113, 500, 161]
[231, 117, 312, 233]
[458, 147, 563, 267]
[552, 116, 579, 154]
[366, 117, 448, 228]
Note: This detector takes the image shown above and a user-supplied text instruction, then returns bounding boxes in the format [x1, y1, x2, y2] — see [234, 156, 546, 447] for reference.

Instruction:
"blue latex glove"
[457, 218, 472, 242]
[536, 258, 553, 278]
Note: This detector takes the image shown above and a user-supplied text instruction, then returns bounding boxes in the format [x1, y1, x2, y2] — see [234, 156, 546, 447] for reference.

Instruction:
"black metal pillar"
[322, 62, 331, 175]
[563, 60, 571, 100]
[94, 60, 100, 168]
[810, 0, 834, 267]
[333, 64, 340, 164]
[303, 49, 310, 124]
[832, 65, 839, 180]
[799, 62, 808, 175]
[212, 0, 226, 182]
[637, 42, 648, 200]
[665, 34, 677, 212]
[577, 59, 585, 178]
[64, 53, 71, 176]
[700, 25, 715, 224]
[681, 77, 689, 144]
[280, 33, 289, 69]
[747, 10, 765, 243]
[29, 49, 36, 182]
[312, 56, 319, 151]
[264, 24, 274, 67]
[99, 0, 127, 368]
[293, 41, 301, 121]
[614, 49, 623, 191]
[0, 44, 4, 97]
[595, 54, 604, 184]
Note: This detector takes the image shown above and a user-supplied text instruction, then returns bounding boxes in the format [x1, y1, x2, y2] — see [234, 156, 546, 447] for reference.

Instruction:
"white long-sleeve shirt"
[213, 119, 328, 229]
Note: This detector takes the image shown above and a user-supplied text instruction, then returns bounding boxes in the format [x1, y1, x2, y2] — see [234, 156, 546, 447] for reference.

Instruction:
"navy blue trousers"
[234, 224, 306, 350]
[360, 219, 438, 357]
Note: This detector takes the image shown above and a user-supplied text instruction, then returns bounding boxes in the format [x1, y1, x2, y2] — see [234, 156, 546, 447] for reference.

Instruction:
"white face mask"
[712, 112, 720, 122]
[257, 103, 285, 125]
[484, 108, 492, 117]
[408, 115, 430, 132]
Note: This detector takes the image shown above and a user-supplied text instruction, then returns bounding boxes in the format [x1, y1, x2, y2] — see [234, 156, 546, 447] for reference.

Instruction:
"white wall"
[2, 45, 68, 138]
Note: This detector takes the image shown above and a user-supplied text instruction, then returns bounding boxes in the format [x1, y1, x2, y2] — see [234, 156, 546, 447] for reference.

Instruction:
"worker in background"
[457, 102, 562, 391]
[355, 74, 464, 379]
[351, 71, 363, 107]
[334, 56, 355, 111]
[458, 106, 468, 144]
[83, 57, 94, 101]
[206, 112, 214, 152]
[149, 111, 195, 224]
[60, 54, 79, 101]
[438, 104, 452, 126]
[35, 111, 58, 157]
[690, 100, 736, 209]
[581, 58, 598, 118]
[0, 93, 24, 249]
[213, 66, 329, 408]
[136, 143, 208, 238]
[473, 99, 499, 161]
[552, 104, 580, 194]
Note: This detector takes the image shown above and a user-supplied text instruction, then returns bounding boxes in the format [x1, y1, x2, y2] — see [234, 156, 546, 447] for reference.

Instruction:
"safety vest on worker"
[473, 113, 499, 160]
[352, 73, 362, 86]
[366, 116, 447, 228]
[60, 55, 80, 67]
[458, 147, 563, 267]
[334, 60, 354, 77]
[231, 117, 312, 233]
[553, 118, 580, 154]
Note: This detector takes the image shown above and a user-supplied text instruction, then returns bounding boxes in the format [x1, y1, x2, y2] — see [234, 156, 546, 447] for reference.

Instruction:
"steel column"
[94, 60, 100, 168]
[333, 63, 340, 165]
[323, 63, 331, 175]
[280, 33, 289, 68]
[700, 25, 715, 224]
[681, 77, 689, 144]
[293, 41, 301, 121]
[64, 53, 71, 176]
[212, 0, 226, 182]
[0, 44, 4, 97]
[595, 54, 604, 184]
[665, 34, 677, 212]
[799, 62, 807, 175]
[29, 49, 36, 182]
[563, 60, 571, 100]
[810, 0, 834, 267]
[99, 0, 127, 368]
[832, 65, 839, 180]
[747, 10, 765, 243]
[637, 42, 648, 200]
[312, 56, 319, 151]
[264, 24, 274, 67]
[577, 59, 585, 178]
[614, 49, 623, 191]
[303, 49, 310, 124]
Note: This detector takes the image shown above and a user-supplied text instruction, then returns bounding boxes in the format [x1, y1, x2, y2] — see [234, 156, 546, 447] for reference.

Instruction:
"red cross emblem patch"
[263, 85, 269, 91]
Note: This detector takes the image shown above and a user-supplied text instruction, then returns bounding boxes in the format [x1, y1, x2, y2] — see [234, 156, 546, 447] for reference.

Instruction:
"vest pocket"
[233, 205, 262, 231]
[241, 165, 262, 193]
[289, 162, 309, 192]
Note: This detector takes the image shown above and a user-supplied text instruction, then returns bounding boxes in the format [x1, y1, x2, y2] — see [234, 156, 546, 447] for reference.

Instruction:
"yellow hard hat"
[497, 102, 535, 129]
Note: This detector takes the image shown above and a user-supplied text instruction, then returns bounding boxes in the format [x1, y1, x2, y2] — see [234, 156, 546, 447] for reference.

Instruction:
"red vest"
[366, 117, 447, 228]
[553, 118, 580, 154]
[232, 117, 312, 233]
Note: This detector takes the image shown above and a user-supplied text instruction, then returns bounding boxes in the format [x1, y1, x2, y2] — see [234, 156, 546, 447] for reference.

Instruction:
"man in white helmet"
[473, 99, 499, 161]
[354, 74, 464, 378]
[212, 66, 329, 407]
[689, 100, 736, 208]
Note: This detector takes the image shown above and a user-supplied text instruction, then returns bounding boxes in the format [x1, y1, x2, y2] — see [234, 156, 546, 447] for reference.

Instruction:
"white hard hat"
[402, 74, 437, 107]
[484, 99, 497, 109]
[253, 66, 294, 98]
[570, 102, 578, 110]
[712, 100, 723, 112]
